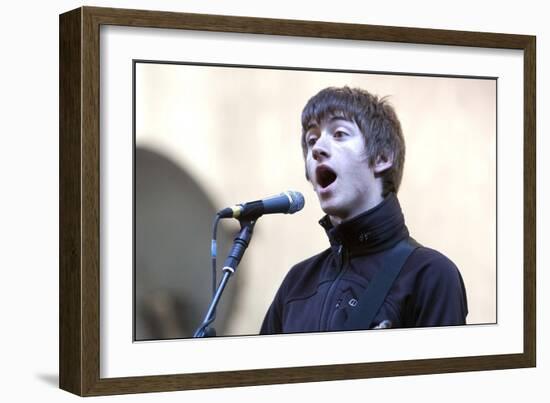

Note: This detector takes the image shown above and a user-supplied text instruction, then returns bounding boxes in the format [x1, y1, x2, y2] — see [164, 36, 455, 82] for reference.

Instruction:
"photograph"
[134, 62, 496, 340]
[58, 6, 535, 396]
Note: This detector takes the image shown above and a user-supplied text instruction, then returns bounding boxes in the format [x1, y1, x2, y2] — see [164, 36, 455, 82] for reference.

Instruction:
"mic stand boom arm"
[193, 218, 256, 338]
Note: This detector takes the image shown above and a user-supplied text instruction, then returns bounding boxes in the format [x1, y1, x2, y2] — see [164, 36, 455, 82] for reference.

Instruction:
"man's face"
[305, 116, 386, 225]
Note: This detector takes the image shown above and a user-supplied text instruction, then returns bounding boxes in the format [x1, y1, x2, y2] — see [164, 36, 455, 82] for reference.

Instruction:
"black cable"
[212, 214, 221, 296]
[210, 214, 221, 316]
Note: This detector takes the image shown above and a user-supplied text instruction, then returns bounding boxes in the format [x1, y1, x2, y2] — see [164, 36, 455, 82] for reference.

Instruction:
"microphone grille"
[286, 191, 305, 214]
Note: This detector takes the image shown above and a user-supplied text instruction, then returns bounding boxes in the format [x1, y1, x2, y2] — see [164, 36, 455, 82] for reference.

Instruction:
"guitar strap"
[344, 237, 420, 331]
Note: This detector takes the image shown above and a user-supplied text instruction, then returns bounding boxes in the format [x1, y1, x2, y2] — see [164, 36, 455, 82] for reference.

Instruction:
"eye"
[333, 130, 347, 138]
[306, 135, 318, 147]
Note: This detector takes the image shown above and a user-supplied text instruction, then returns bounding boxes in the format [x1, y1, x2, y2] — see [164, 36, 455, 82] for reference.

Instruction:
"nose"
[312, 134, 330, 161]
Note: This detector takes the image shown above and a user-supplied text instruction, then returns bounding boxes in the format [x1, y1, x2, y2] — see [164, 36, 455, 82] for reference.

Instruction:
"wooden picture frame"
[59, 6, 536, 396]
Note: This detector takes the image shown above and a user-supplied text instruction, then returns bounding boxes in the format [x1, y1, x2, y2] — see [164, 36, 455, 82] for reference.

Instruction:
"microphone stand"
[193, 218, 257, 338]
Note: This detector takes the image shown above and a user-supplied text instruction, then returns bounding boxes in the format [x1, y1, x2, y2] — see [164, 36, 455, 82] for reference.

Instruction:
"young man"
[260, 86, 468, 334]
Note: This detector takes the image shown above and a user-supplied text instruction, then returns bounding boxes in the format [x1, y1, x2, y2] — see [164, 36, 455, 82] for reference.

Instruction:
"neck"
[328, 192, 384, 226]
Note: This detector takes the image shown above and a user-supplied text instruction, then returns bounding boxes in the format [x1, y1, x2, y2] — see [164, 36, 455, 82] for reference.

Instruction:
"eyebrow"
[305, 116, 353, 132]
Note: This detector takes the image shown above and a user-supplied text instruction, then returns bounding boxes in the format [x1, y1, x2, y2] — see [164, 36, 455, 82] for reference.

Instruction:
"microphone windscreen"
[287, 191, 305, 214]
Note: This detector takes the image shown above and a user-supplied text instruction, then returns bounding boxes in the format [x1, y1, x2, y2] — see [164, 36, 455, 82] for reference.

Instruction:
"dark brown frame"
[59, 6, 536, 396]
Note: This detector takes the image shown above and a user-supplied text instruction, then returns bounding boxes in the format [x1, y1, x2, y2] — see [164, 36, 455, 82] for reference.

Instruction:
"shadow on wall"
[135, 147, 237, 340]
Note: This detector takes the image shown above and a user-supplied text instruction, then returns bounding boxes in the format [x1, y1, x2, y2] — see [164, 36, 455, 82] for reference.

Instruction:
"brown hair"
[301, 86, 406, 196]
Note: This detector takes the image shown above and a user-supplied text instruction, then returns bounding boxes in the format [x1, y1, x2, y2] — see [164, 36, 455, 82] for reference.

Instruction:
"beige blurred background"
[134, 62, 496, 338]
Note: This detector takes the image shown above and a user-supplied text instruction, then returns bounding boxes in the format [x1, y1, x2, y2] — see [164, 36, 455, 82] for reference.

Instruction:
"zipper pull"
[338, 245, 344, 267]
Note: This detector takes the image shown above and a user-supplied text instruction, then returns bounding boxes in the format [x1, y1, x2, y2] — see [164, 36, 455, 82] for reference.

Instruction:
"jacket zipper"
[319, 245, 348, 331]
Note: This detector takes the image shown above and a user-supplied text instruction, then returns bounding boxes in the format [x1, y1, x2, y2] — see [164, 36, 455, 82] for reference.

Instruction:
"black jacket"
[260, 194, 468, 334]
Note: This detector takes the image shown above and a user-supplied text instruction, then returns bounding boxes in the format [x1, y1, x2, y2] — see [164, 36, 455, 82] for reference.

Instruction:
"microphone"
[217, 191, 305, 220]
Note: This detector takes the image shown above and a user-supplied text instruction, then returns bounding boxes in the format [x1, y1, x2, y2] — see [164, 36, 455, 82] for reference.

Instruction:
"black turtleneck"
[319, 193, 410, 256]
[260, 193, 468, 335]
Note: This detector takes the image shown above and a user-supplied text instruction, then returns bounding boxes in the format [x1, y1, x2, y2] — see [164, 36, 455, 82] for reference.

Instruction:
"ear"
[373, 153, 393, 174]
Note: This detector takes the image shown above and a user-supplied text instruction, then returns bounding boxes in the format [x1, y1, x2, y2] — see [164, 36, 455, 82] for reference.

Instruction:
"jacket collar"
[319, 193, 409, 255]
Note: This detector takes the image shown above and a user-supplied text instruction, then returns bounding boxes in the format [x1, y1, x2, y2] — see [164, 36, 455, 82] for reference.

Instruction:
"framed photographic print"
[59, 6, 536, 396]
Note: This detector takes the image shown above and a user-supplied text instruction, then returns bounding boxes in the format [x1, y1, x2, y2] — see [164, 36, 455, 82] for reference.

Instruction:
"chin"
[319, 195, 360, 222]
[319, 201, 345, 220]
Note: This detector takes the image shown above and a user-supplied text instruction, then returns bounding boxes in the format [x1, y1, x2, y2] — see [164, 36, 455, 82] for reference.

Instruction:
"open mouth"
[316, 165, 337, 189]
